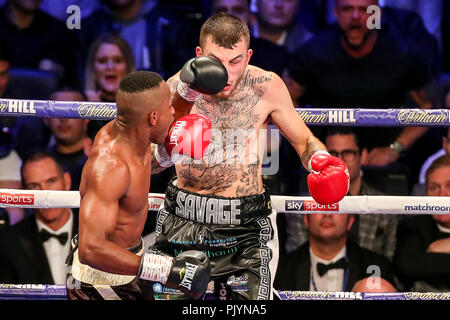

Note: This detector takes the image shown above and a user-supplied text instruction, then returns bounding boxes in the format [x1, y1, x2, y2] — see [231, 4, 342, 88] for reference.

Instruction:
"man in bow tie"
[0, 151, 78, 285]
[274, 213, 396, 292]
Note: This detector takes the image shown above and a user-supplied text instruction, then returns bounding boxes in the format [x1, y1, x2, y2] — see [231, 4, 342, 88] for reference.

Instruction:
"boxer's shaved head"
[116, 71, 165, 125]
[118, 71, 163, 94]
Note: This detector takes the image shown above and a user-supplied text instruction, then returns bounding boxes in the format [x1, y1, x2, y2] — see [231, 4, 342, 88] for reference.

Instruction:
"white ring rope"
[0, 189, 449, 215]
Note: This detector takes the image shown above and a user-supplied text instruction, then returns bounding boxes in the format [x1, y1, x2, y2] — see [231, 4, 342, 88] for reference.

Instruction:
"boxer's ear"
[246, 49, 253, 64]
[148, 111, 158, 127]
[196, 46, 203, 57]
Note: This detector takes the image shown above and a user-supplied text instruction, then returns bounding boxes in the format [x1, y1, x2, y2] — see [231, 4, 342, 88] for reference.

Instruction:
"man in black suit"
[275, 213, 395, 292]
[284, 127, 401, 260]
[394, 154, 450, 292]
[0, 151, 78, 284]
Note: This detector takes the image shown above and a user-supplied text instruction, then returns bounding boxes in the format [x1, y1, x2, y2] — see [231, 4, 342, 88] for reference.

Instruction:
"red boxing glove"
[307, 150, 350, 205]
[155, 114, 212, 167]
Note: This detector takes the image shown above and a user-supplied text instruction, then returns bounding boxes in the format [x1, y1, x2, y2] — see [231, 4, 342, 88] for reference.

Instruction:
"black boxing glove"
[138, 250, 210, 299]
[177, 56, 228, 102]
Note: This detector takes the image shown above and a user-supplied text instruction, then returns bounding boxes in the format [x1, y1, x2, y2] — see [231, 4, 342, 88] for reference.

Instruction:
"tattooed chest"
[177, 73, 269, 195]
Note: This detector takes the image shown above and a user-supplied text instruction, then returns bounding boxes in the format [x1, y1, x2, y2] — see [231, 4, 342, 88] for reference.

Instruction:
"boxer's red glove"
[154, 114, 212, 167]
[307, 150, 350, 205]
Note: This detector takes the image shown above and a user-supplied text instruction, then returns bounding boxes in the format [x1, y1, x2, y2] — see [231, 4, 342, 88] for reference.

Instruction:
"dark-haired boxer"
[66, 71, 217, 300]
[151, 13, 350, 300]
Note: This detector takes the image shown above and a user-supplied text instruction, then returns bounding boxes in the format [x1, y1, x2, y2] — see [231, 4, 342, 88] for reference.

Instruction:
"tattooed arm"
[167, 73, 196, 121]
[266, 72, 326, 170]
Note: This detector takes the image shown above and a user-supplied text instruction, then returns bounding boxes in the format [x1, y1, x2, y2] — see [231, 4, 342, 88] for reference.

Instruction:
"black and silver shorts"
[151, 178, 279, 300]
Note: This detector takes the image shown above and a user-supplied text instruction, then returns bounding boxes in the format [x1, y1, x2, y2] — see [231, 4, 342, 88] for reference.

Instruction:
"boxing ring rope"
[1, 284, 450, 300]
[0, 98, 449, 300]
[0, 98, 449, 126]
[0, 189, 449, 215]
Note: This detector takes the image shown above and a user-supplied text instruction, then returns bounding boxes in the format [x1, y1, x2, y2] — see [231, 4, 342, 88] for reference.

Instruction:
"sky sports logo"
[0, 193, 34, 205]
[285, 200, 339, 212]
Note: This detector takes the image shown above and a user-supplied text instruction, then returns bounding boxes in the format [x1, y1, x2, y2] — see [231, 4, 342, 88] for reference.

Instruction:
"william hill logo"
[0, 100, 36, 114]
[285, 200, 339, 211]
[397, 110, 448, 124]
[298, 110, 356, 124]
[77, 103, 117, 119]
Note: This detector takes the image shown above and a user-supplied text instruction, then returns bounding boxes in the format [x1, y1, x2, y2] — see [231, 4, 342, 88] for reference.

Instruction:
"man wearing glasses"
[394, 154, 450, 292]
[285, 127, 401, 262]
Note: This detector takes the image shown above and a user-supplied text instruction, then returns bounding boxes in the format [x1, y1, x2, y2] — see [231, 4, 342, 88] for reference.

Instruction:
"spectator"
[0, 42, 10, 98]
[0, 42, 23, 226]
[413, 127, 450, 195]
[253, 0, 313, 54]
[78, 0, 195, 77]
[84, 33, 173, 194]
[275, 213, 396, 291]
[352, 276, 397, 292]
[84, 33, 135, 102]
[284, 127, 401, 261]
[0, 117, 23, 226]
[286, 0, 434, 189]
[394, 154, 450, 291]
[320, 1, 440, 76]
[210, 0, 290, 76]
[82, 119, 110, 157]
[380, 0, 442, 50]
[40, 0, 100, 21]
[0, 151, 77, 284]
[45, 88, 89, 190]
[0, 0, 83, 87]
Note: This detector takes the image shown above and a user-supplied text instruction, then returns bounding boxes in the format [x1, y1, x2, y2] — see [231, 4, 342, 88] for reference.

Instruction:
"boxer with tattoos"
[151, 13, 349, 300]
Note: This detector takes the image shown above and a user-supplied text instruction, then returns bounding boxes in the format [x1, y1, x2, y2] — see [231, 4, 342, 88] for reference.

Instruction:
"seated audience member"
[210, 0, 290, 76]
[275, 213, 396, 291]
[0, 42, 10, 98]
[40, 0, 99, 21]
[45, 89, 89, 190]
[253, 0, 313, 106]
[321, 1, 441, 77]
[78, 0, 195, 76]
[0, 151, 78, 284]
[284, 127, 400, 261]
[394, 154, 450, 292]
[253, 0, 313, 54]
[0, 117, 23, 225]
[0, 0, 83, 87]
[82, 120, 110, 157]
[84, 33, 135, 102]
[413, 127, 450, 195]
[286, 0, 433, 176]
[0, 43, 24, 225]
[352, 276, 397, 292]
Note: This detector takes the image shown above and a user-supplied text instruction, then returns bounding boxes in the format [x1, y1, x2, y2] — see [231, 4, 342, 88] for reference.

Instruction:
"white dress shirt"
[437, 224, 450, 234]
[36, 210, 73, 285]
[309, 246, 347, 292]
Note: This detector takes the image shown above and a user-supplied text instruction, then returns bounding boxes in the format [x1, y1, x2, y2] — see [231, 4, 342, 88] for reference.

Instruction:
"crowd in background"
[0, 0, 449, 295]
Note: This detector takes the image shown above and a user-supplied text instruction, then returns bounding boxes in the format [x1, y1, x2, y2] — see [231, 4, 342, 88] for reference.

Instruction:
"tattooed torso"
[175, 66, 274, 197]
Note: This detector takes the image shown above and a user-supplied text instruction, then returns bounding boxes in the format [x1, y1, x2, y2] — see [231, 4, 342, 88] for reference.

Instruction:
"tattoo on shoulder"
[239, 70, 273, 90]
